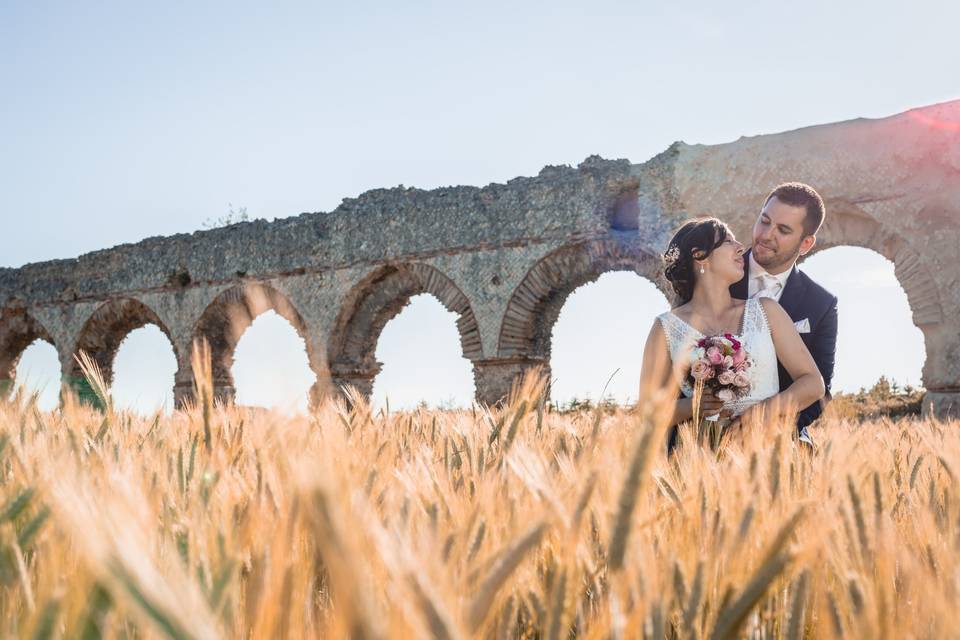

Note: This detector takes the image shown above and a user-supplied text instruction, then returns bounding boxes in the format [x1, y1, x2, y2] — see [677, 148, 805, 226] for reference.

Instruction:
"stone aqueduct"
[1, 101, 959, 415]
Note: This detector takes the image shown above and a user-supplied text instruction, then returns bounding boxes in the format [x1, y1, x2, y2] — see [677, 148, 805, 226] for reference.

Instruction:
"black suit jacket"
[730, 250, 838, 436]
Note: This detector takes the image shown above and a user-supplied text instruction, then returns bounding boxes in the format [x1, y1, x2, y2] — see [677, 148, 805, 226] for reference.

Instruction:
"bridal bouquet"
[689, 333, 753, 402]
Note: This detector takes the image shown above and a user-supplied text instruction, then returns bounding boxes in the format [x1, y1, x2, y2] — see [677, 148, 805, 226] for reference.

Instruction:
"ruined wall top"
[2, 99, 959, 313]
[0, 156, 654, 307]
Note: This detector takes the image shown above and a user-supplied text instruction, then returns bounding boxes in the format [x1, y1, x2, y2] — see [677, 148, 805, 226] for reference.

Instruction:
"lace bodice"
[656, 297, 780, 417]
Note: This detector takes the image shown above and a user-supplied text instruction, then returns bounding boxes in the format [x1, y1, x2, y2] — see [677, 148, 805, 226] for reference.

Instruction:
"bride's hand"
[718, 408, 738, 421]
[735, 401, 768, 429]
[721, 417, 745, 446]
[723, 405, 762, 443]
[699, 389, 726, 418]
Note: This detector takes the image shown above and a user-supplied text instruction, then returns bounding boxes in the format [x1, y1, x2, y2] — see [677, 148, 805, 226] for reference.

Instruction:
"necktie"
[754, 274, 781, 299]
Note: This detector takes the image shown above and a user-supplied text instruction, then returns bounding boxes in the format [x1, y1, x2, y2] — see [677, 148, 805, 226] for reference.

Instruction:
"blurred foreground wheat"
[0, 350, 957, 639]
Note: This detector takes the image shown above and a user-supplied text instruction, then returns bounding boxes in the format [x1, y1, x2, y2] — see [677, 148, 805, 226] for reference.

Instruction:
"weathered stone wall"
[1, 100, 958, 414]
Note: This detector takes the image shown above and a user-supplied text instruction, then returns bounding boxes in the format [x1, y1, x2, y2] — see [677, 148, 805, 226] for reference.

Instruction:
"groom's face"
[751, 196, 814, 271]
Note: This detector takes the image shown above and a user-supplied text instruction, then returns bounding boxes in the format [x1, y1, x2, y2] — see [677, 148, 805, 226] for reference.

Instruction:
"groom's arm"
[799, 297, 838, 425]
[812, 299, 838, 401]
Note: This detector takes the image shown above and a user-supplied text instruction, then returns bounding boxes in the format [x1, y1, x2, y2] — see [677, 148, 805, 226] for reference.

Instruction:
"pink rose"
[716, 388, 734, 402]
[735, 360, 749, 372]
[691, 360, 714, 381]
[733, 372, 751, 388]
[732, 348, 746, 366]
[722, 355, 734, 369]
[718, 371, 736, 385]
[707, 347, 723, 365]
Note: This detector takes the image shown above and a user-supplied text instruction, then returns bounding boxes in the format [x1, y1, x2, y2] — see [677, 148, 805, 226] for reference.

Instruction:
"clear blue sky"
[3, 2, 952, 412]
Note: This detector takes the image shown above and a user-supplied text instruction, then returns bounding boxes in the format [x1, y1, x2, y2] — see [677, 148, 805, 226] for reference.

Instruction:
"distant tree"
[550, 394, 624, 414]
[826, 375, 924, 421]
[203, 203, 250, 229]
[436, 396, 462, 411]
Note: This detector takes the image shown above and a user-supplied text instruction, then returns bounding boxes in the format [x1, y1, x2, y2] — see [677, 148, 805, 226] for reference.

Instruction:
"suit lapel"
[777, 266, 808, 321]
[730, 249, 750, 300]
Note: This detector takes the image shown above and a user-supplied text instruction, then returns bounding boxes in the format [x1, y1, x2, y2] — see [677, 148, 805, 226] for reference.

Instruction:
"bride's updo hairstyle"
[663, 217, 730, 304]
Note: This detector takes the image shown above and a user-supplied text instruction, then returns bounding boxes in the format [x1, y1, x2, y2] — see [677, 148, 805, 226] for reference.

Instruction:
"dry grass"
[823, 376, 925, 422]
[0, 350, 957, 638]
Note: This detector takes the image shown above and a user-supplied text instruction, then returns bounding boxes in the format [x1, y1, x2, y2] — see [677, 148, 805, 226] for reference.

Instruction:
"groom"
[730, 182, 838, 445]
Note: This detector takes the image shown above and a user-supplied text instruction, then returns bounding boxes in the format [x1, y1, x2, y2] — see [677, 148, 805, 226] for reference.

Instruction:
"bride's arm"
[637, 320, 720, 426]
[748, 298, 826, 420]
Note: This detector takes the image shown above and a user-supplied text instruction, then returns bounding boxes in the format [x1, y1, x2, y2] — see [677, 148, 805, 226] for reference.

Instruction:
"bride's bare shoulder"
[644, 316, 668, 345]
[757, 296, 786, 315]
[757, 297, 792, 326]
[670, 302, 693, 319]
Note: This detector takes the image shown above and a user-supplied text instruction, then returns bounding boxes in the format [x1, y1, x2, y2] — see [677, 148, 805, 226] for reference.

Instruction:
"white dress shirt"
[747, 253, 792, 301]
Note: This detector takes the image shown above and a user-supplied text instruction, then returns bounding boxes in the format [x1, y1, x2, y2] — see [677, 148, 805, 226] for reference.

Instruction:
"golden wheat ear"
[73, 350, 112, 413]
[190, 338, 213, 408]
[340, 383, 369, 412]
[190, 338, 216, 447]
[504, 366, 549, 411]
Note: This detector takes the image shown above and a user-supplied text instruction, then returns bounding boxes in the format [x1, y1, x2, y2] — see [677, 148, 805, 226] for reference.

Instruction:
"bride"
[638, 217, 824, 444]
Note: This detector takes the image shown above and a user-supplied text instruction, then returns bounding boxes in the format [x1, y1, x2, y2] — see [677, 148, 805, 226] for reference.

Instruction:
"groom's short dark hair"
[764, 182, 825, 237]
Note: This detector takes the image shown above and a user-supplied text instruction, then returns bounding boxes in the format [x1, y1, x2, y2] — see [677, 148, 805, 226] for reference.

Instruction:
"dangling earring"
[699, 265, 705, 274]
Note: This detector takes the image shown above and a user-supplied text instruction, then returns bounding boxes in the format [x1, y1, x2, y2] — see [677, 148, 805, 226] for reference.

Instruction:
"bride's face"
[701, 231, 746, 284]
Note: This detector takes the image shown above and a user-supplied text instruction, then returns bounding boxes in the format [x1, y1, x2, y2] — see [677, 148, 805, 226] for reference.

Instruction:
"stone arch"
[68, 298, 180, 388]
[808, 204, 943, 327]
[193, 282, 316, 401]
[327, 263, 483, 397]
[498, 237, 666, 361]
[803, 204, 953, 410]
[0, 307, 57, 396]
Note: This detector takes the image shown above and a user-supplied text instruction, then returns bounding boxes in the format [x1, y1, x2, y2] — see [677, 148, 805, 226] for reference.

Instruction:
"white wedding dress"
[656, 297, 780, 418]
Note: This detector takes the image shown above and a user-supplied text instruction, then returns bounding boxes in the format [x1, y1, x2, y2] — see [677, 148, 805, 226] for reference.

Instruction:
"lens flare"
[907, 109, 960, 132]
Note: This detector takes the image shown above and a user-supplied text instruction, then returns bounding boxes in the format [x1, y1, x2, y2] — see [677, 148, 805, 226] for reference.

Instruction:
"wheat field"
[0, 348, 957, 639]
